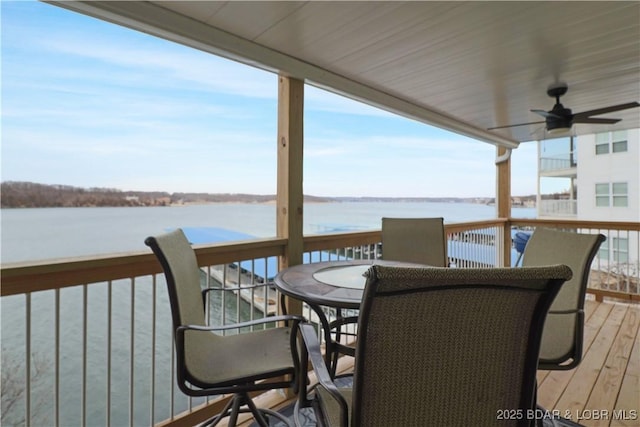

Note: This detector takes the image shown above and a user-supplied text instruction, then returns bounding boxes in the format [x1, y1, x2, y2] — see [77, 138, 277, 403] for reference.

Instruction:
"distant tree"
[1, 349, 51, 426]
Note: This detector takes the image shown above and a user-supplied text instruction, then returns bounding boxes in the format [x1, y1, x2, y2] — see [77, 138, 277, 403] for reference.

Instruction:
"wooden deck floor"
[237, 298, 639, 427]
[536, 298, 639, 427]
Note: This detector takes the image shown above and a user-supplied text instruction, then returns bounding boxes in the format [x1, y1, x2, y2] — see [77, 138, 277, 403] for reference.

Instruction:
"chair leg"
[228, 394, 244, 426]
[245, 392, 295, 427]
[242, 392, 271, 426]
[201, 392, 293, 427]
[201, 396, 237, 427]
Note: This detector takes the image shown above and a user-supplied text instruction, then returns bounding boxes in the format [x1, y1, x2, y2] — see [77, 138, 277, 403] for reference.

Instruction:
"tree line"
[1, 181, 541, 209]
[0, 181, 291, 208]
[0, 181, 171, 208]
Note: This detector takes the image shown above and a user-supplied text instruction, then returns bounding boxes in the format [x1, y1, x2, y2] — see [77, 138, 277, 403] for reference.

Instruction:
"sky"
[1, 1, 540, 198]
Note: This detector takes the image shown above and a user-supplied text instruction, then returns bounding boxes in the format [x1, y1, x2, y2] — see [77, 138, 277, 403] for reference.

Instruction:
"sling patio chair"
[521, 228, 606, 370]
[329, 217, 448, 375]
[145, 229, 305, 427]
[298, 264, 572, 427]
[380, 217, 448, 266]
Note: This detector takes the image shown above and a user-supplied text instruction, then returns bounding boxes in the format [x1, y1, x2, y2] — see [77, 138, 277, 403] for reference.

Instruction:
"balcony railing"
[1, 219, 638, 426]
[540, 153, 577, 172]
[538, 199, 577, 217]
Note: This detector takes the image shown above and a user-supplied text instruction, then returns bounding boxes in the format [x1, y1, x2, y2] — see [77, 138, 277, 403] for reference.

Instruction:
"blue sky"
[1, 1, 539, 198]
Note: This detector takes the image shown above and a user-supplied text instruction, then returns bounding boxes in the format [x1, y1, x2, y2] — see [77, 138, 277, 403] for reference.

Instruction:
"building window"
[612, 237, 629, 263]
[612, 140, 628, 153]
[595, 133, 609, 155]
[595, 183, 610, 207]
[612, 130, 628, 153]
[596, 130, 628, 155]
[596, 182, 629, 207]
[612, 182, 628, 207]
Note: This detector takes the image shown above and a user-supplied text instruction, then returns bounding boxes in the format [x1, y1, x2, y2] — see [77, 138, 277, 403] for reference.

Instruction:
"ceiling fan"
[488, 83, 640, 135]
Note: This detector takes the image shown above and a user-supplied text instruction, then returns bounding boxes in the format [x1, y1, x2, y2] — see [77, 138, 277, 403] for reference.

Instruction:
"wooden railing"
[1, 238, 289, 427]
[1, 219, 637, 426]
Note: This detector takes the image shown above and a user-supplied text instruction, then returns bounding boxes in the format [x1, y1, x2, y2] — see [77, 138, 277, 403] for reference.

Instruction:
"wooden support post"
[496, 146, 512, 267]
[276, 75, 304, 317]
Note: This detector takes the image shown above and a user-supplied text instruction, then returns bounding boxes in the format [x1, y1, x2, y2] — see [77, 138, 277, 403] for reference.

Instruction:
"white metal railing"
[538, 199, 577, 217]
[0, 258, 282, 427]
[510, 220, 640, 296]
[540, 154, 577, 172]
[447, 224, 506, 268]
[589, 228, 639, 295]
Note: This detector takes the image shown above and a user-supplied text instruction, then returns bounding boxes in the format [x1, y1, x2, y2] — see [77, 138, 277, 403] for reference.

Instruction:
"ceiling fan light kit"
[547, 125, 571, 135]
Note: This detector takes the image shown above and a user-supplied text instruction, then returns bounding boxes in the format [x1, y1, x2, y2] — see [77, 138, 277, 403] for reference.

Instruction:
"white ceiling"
[51, 1, 640, 147]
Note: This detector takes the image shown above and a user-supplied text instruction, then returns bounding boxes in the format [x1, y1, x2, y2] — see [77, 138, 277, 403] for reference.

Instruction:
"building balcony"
[540, 155, 577, 178]
[539, 199, 578, 218]
[1, 219, 638, 427]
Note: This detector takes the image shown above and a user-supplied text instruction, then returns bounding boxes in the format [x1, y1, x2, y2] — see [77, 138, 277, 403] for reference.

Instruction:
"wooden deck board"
[537, 300, 612, 409]
[584, 305, 640, 427]
[539, 301, 640, 427]
[614, 331, 640, 427]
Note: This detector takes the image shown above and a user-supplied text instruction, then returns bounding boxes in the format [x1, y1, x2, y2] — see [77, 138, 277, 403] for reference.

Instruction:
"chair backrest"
[145, 228, 208, 332]
[381, 217, 447, 266]
[351, 264, 571, 427]
[522, 228, 605, 369]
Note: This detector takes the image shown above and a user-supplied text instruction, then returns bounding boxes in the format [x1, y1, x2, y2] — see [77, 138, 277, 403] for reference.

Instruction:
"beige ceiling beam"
[48, 1, 519, 149]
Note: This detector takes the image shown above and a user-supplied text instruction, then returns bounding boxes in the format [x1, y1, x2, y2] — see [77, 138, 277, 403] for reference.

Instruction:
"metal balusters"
[221, 265, 227, 329]
[150, 276, 156, 426]
[55, 288, 60, 427]
[107, 281, 112, 427]
[25, 293, 32, 427]
[129, 279, 135, 427]
[235, 262, 241, 326]
[81, 285, 87, 427]
[170, 331, 175, 420]
[249, 259, 255, 323]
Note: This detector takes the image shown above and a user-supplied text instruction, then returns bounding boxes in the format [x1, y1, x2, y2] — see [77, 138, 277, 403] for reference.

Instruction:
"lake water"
[1, 202, 535, 426]
[1, 202, 535, 263]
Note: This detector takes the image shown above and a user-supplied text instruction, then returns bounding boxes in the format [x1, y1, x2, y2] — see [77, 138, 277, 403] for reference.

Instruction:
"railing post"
[496, 146, 512, 267]
[276, 75, 304, 317]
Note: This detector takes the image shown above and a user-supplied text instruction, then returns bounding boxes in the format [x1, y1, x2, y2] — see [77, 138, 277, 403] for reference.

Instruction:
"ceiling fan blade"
[531, 109, 561, 119]
[573, 117, 620, 124]
[488, 120, 545, 130]
[572, 102, 640, 119]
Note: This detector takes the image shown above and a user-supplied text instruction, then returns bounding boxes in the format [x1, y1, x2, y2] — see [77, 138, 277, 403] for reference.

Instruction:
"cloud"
[44, 36, 279, 99]
[1, 1, 539, 198]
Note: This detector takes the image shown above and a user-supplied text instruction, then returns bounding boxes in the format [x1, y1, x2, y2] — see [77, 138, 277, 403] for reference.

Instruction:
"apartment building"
[537, 128, 639, 279]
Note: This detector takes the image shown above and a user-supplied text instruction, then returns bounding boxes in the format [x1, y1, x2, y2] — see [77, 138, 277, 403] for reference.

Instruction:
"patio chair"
[145, 229, 304, 427]
[513, 231, 532, 266]
[328, 217, 448, 375]
[298, 264, 572, 427]
[381, 217, 448, 266]
[522, 228, 606, 370]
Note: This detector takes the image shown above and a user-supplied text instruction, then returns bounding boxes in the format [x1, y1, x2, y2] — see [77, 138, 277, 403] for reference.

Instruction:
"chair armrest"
[178, 314, 304, 333]
[201, 283, 275, 308]
[202, 282, 269, 294]
[329, 316, 359, 329]
[548, 308, 583, 315]
[299, 323, 348, 427]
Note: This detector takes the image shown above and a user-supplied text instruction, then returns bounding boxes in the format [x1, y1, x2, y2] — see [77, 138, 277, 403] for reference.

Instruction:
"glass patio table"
[274, 259, 424, 375]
